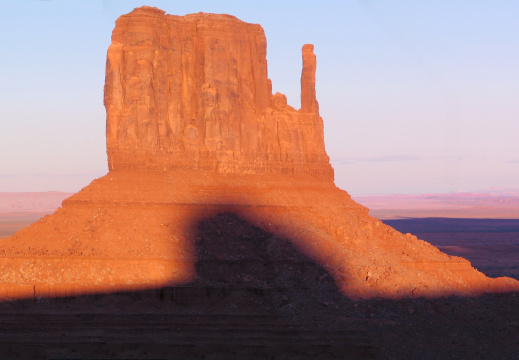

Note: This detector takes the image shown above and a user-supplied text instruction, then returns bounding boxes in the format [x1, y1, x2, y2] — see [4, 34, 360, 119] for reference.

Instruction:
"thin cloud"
[506, 159, 519, 164]
[330, 155, 424, 165]
[330, 154, 471, 165]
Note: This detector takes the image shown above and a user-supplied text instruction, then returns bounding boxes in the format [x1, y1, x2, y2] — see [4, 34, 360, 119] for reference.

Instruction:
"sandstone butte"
[0, 6, 517, 301]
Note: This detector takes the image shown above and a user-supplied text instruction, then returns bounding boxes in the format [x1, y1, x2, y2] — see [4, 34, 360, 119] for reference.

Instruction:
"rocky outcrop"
[300, 44, 319, 114]
[105, 6, 333, 180]
[0, 6, 517, 301]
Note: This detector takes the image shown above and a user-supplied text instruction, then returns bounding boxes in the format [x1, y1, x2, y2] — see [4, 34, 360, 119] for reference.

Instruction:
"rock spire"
[301, 44, 319, 114]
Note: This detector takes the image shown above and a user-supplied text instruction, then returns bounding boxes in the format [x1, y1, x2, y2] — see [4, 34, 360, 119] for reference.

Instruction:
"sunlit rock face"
[105, 6, 333, 180]
[0, 6, 518, 301]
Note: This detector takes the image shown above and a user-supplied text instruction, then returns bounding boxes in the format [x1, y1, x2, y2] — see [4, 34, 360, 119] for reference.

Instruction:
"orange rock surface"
[105, 7, 332, 180]
[0, 6, 517, 301]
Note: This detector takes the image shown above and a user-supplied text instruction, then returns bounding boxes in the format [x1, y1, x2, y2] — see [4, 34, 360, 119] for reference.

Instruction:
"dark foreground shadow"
[0, 213, 518, 359]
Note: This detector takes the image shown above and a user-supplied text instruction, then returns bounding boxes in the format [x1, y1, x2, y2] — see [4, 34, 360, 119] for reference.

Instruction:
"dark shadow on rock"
[191, 212, 347, 321]
[0, 213, 519, 359]
[0, 212, 376, 360]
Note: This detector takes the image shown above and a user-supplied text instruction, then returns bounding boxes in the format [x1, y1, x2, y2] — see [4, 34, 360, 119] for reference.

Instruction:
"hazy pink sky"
[1, 1, 518, 195]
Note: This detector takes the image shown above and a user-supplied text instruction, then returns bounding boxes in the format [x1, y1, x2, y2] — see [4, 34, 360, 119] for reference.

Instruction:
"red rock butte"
[0, 6, 517, 300]
[105, 7, 332, 180]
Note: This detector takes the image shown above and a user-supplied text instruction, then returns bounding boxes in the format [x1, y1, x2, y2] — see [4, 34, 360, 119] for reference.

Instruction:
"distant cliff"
[0, 192, 73, 213]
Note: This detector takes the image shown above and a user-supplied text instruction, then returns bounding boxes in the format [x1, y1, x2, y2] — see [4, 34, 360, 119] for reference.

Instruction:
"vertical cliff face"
[105, 6, 333, 180]
[300, 44, 319, 115]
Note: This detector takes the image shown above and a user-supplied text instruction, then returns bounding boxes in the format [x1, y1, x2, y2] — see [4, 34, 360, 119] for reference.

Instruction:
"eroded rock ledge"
[105, 6, 333, 180]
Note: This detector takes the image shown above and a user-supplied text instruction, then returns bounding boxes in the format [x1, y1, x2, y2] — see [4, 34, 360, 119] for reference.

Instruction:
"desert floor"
[384, 218, 519, 281]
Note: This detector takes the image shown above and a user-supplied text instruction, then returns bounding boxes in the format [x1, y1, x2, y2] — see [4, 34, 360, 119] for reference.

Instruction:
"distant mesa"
[0, 192, 74, 213]
[0, 6, 517, 300]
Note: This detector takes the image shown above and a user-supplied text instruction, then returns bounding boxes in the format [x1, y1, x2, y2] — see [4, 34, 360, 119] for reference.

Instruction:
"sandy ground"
[0, 288, 518, 359]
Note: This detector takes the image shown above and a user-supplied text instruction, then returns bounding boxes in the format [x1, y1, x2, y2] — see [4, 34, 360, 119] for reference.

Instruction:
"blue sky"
[1, 1, 518, 195]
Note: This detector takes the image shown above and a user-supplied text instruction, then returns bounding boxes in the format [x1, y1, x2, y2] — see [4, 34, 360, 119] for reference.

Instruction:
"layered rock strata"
[105, 6, 333, 180]
[0, 6, 518, 301]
